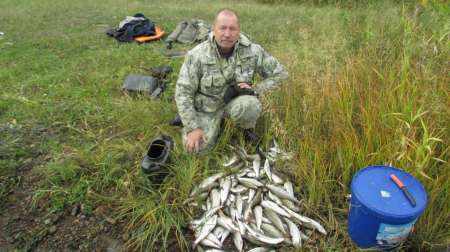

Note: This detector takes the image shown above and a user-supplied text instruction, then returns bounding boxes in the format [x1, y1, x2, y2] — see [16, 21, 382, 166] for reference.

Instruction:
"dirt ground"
[0, 170, 126, 251]
[0, 138, 126, 251]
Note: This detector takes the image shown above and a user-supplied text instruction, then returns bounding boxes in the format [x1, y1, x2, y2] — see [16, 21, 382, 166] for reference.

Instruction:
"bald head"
[213, 9, 240, 52]
[214, 9, 239, 27]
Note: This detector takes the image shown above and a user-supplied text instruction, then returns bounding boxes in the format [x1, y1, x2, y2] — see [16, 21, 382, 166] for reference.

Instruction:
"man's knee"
[227, 95, 262, 128]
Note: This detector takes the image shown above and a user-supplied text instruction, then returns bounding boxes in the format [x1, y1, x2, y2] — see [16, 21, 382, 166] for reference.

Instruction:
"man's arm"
[175, 53, 201, 132]
[254, 46, 289, 95]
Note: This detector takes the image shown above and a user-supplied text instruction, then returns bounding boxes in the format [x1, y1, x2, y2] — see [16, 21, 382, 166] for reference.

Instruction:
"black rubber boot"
[141, 134, 174, 184]
[169, 114, 183, 127]
[243, 128, 260, 145]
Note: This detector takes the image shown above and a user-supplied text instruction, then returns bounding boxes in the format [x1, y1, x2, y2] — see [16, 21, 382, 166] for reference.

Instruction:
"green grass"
[0, 0, 448, 250]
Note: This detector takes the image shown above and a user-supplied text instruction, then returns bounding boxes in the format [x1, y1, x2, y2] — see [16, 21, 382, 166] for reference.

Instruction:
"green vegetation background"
[0, 0, 448, 250]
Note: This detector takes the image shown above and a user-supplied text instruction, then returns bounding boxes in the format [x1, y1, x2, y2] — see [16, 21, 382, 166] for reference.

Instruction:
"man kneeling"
[175, 9, 288, 153]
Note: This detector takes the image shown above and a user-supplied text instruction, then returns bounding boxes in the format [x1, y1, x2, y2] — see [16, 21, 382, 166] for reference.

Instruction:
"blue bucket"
[348, 165, 427, 249]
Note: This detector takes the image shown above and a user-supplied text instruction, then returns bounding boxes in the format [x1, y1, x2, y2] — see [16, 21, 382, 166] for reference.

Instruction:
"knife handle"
[390, 174, 404, 188]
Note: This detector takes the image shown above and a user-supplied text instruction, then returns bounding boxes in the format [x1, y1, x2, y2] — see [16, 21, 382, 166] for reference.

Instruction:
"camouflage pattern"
[176, 32, 288, 152]
[181, 95, 262, 152]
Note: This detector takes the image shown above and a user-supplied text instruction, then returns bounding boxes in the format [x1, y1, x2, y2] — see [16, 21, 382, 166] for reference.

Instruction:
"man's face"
[213, 14, 240, 51]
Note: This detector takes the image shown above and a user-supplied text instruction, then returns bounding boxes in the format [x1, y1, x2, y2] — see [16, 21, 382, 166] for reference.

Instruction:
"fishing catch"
[187, 140, 326, 251]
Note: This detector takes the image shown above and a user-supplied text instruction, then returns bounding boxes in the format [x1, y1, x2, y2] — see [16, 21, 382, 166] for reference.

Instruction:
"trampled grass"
[0, 0, 448, 250]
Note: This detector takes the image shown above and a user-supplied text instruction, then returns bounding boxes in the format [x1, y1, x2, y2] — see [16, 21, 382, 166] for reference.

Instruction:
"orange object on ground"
[135, 26, 164, 43]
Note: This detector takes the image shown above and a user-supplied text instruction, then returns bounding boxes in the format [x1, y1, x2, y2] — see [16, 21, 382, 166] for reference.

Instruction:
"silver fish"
[237, 169, 249, 178]
[280, 205, 327, 235]
[244, 223, 285, 245]
[200, 173, 224, 189]
[281, 199, 301, 212]
[220, 229, 230, 244]
[228, 193, 236, 203]
[206, 197, 211, 210]
[230, 176, 238, 188]
[247, 247, 271, 252]
[200, 236, 221, 249]
[254, 205, 263, 229]
[261, 216, 271, 224]
[210, 189, 221, 209]
[283, 181, 294, 198]
[261, 222, 285, 239]
[268, 150, 278, 158]
[261, 200, 290, 217]
[271, 139, 280, 152]
[252, 155, 261, 178]
[237, 219, 246, 234]
[248, 221, 258, 230]
[206, 232, 222, 248]
[229, 207, 238, 221]
[194, 215, 218, 247]
[217, 213, 239, 233]
[238, 177, 264, 189]
[266, 184, 300, 204]
[271, 172, 284, 184]
[190, 181, 219, 197]
[247, 189, 256, 203]
[284, 217, 302, 248]
[203, 206, 222, 221]
[220, 177, 231, 205]
[244, 189, 262, 221]
[223, 154, 239, 167]
[263, 159, 272, 182]
[232, 232, 243, 252]
[246, 171, 257, 178]
[235, 146, 248, 160]
[225, 197, 233, 207]
[270, 139, 292, 160]
[243, 204, 252, 222]
[230, 185, 248, 194]
[263, 208, 287, 234]
[212, 226, 224, 239]
[242, 232, 265, 246]
[267, 191, 284, 206]
[299, 230, 309, 241]
[191, 206, 221, 228]
[236, 194, 243, 217]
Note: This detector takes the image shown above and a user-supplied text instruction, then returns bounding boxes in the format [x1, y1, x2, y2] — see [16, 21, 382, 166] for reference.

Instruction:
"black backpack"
[107, 13, 156, 42]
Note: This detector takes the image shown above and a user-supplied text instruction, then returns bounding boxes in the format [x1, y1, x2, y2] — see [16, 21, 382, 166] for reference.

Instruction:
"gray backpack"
[122, 74, 162, 97]
[165, 19, 211, 45]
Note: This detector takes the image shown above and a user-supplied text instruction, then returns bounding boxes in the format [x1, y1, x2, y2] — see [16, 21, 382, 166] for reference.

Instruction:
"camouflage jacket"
[175, 32, 288, 132]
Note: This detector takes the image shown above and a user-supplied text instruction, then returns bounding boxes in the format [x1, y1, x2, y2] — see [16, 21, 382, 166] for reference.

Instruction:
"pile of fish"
[186, 142, 327, 251]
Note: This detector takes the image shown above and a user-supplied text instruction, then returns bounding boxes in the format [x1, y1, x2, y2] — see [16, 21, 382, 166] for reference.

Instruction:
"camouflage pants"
[182, 95, 262, 153]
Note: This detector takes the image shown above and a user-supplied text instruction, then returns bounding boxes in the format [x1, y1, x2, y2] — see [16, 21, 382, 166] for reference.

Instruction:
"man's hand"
[186, 128, 205, 153]
[238, 82, 252, 89]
